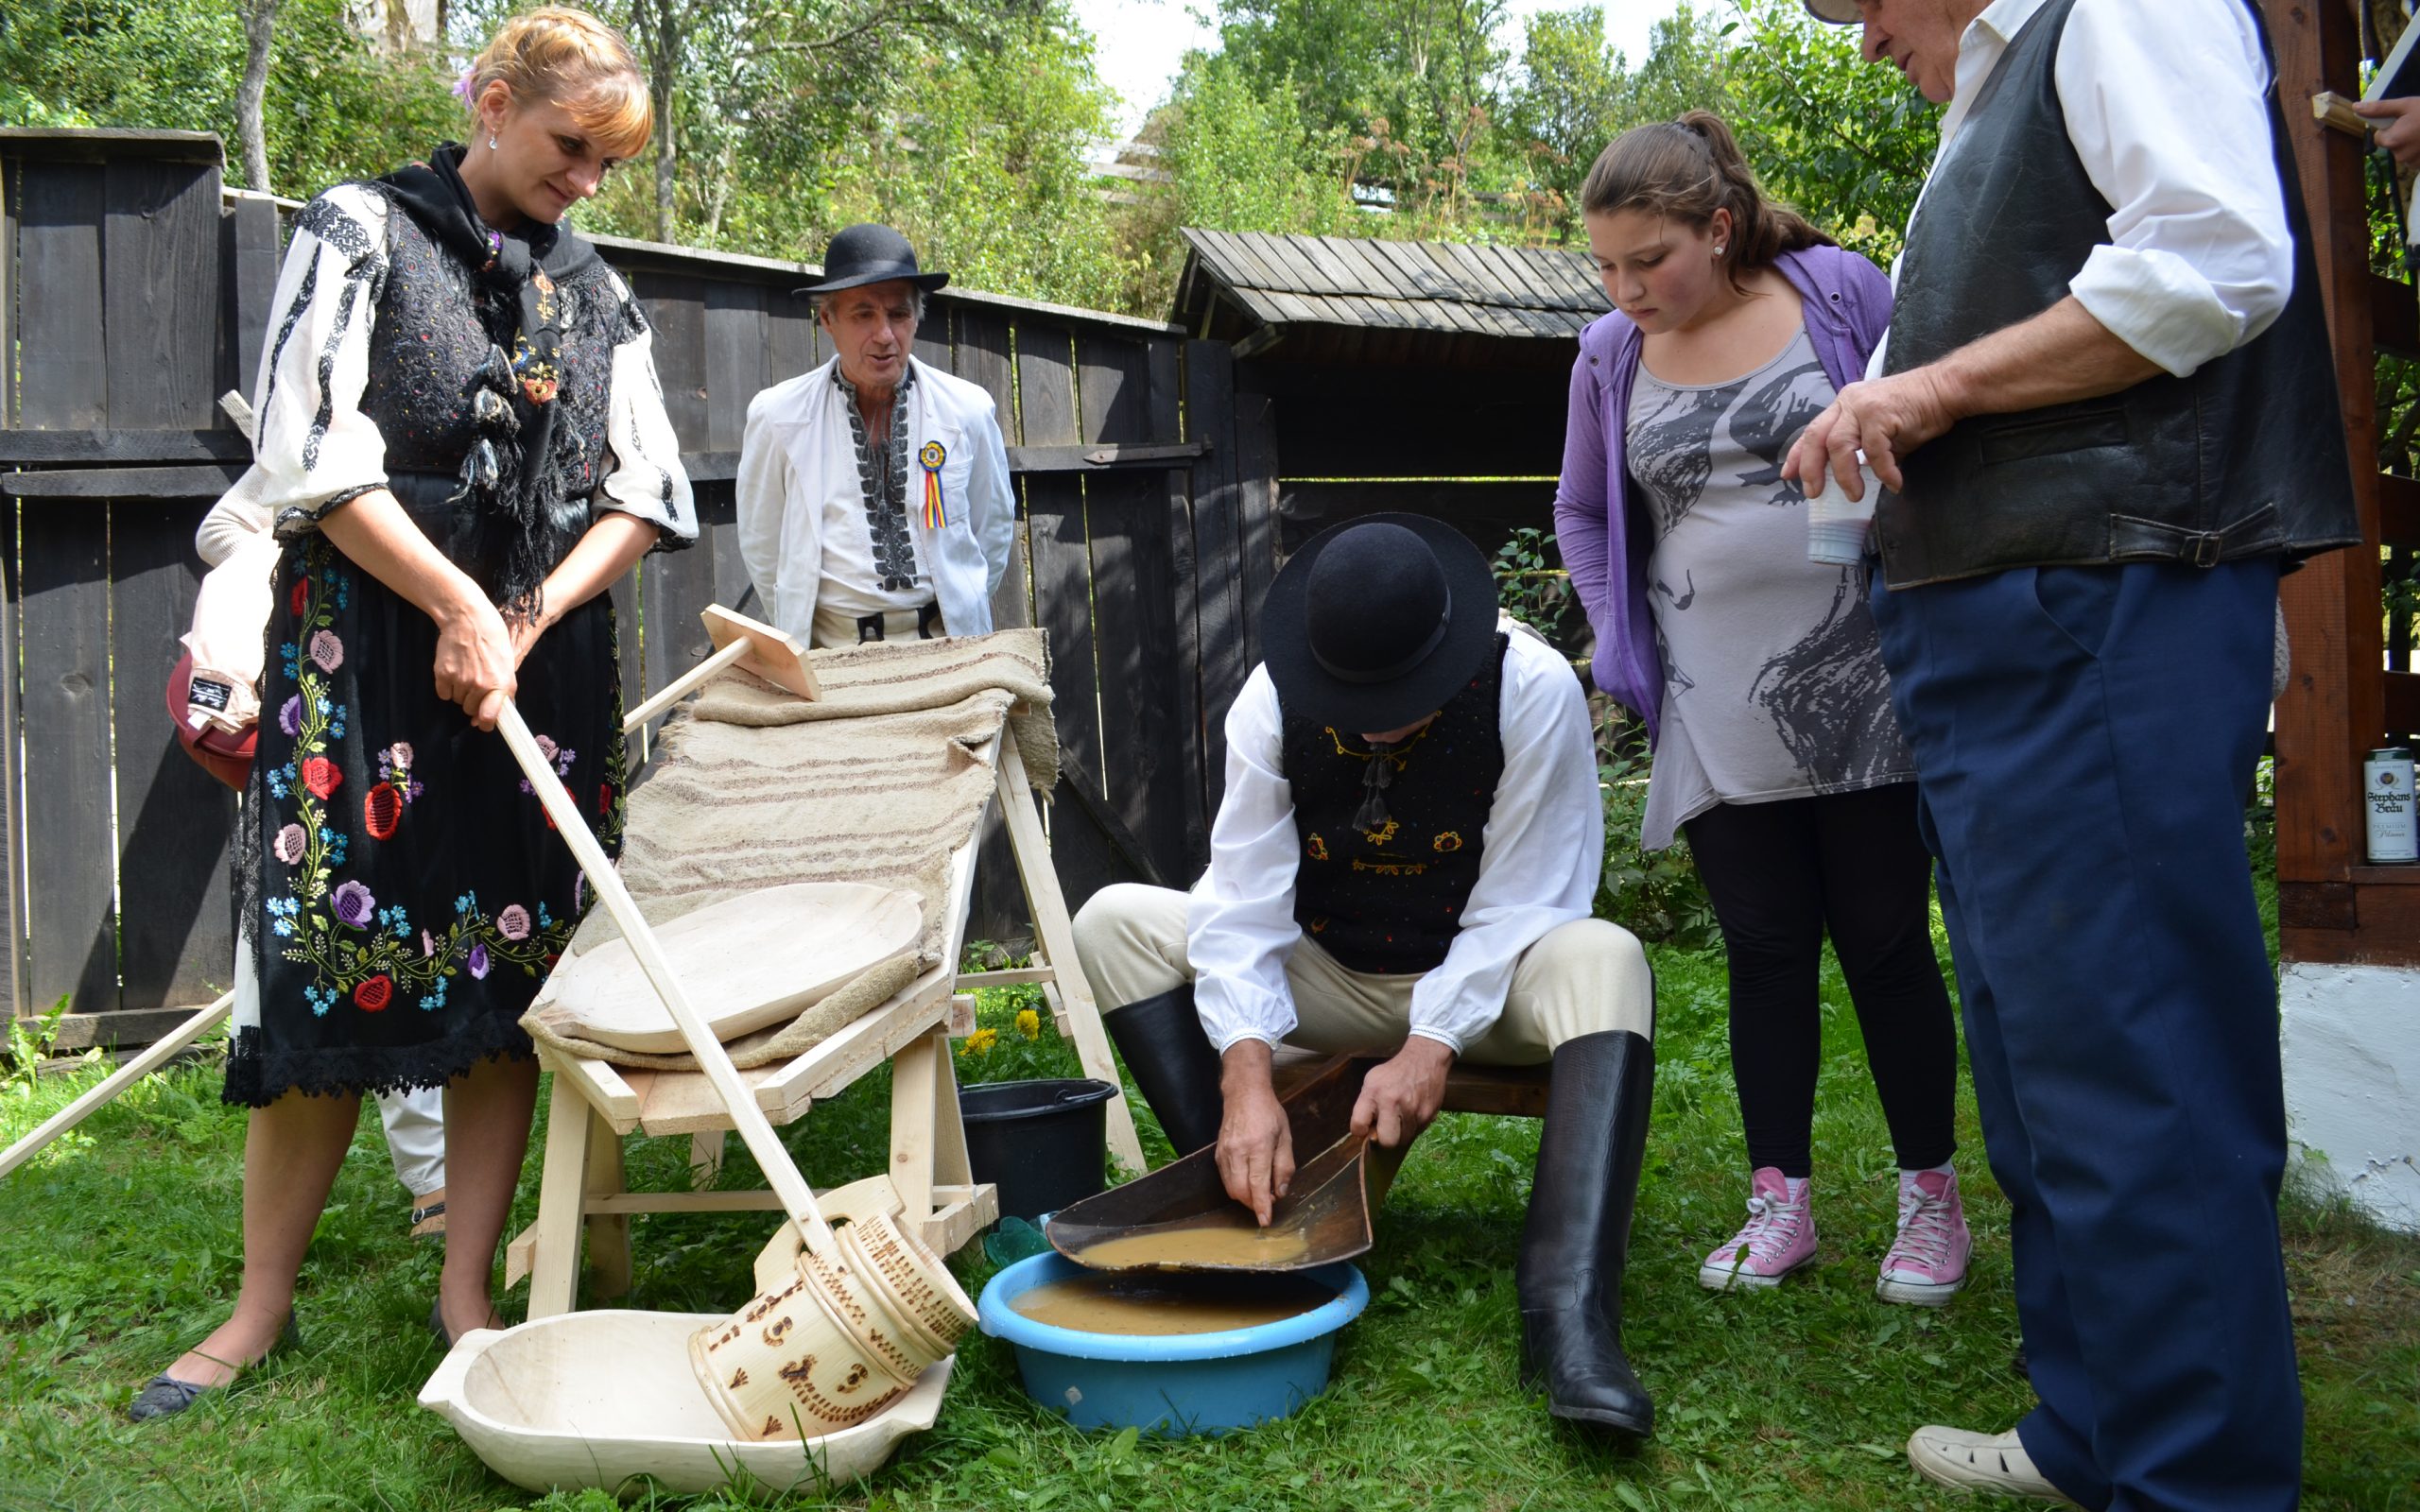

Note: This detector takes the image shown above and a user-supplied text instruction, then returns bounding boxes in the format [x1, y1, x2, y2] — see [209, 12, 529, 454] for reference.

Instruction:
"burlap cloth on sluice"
[521, 628, 1057, 1071]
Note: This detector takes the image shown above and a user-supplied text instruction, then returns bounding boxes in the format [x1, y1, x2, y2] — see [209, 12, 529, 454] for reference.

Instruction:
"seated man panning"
[1072, 514, 1660, 1441]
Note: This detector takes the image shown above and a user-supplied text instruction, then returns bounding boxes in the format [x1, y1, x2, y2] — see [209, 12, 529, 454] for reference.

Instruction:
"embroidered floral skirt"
[224, 535, 626, 1106]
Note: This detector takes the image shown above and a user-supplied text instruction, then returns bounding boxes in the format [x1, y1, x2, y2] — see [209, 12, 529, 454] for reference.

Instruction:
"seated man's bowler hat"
[1261, 513, 1502, 733]
[793, 223, 951, 298]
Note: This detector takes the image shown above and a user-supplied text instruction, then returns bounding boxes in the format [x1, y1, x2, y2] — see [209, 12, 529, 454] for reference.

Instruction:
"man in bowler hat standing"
[1070, 515, 1661, 1440]
[1785, 1, 2360, 1504]
[737, 224, 1015, 647]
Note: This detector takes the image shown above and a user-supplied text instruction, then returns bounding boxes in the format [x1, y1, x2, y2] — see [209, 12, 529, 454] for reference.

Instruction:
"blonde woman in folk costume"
[131, 6, 696, 1419]
[735, 224, 1016, 649]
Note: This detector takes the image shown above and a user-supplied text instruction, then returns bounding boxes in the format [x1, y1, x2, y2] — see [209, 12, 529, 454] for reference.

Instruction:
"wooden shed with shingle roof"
[1172, 228, 1611, 365]
[1168, 230, 1610, 639]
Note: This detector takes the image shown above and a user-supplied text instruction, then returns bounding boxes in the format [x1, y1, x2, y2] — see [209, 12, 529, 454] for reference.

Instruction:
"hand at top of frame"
[2355, 95, 2420, 171]
[1350, 1035, 1454, 1151]
[1783, 366, 1962, 503]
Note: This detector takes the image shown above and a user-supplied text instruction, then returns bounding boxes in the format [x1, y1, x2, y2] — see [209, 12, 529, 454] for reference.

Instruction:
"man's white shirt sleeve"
[2057, 0, 2289, 376]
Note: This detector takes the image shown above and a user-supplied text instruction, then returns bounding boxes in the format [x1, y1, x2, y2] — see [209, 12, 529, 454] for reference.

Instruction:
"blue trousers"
[1871, 560, 2301, 1512]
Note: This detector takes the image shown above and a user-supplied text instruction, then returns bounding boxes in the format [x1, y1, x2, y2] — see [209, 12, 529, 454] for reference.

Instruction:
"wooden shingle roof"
[1172, 229, 1610, 360]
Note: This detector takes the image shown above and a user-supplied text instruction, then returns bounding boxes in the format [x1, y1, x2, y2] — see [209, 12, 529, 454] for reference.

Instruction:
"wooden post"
[2268, 0, 2383, 938]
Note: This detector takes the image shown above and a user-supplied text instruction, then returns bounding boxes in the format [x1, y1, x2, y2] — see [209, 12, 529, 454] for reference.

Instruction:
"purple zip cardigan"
[1553, 243, 1894, 747]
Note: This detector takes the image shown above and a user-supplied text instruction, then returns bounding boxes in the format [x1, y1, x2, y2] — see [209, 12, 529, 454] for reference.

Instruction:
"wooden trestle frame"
[504, 613, 1145, 1318]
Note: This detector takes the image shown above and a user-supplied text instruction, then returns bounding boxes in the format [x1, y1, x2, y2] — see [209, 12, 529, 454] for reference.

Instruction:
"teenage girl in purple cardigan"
[1555, 113, 1968, 1303]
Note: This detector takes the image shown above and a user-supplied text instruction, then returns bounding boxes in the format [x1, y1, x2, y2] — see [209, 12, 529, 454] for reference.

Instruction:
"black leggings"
[1682, 782, 1958, 1178]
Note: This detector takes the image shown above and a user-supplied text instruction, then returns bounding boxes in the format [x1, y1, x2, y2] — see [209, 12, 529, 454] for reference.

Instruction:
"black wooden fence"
[0, 129, 1283, 1048]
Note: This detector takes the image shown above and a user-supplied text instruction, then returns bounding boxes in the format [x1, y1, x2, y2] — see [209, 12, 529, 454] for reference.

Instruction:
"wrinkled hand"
[1350, 1037, 1454, 1150]
[1782, 368, 1960, 503]
[1216, 1067, 1295, 1228]
[434, 593, 517, 731]
[2355, 96, 2420, 170]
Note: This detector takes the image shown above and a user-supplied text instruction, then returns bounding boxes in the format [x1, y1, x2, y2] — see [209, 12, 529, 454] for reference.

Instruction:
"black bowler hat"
[1261, 513, 1501, 733]
[792, 223, 950, 298]
[1801, 0, 1858, 21]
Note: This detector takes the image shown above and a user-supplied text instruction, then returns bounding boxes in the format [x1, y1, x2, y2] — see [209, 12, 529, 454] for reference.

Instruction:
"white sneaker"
[1906, 1425, 2080, 1504]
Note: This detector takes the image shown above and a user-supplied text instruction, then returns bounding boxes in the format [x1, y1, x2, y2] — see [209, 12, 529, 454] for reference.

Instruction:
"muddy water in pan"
[1009, 1272, 1338, 1336]
[1070, 1221, 1312, 1270]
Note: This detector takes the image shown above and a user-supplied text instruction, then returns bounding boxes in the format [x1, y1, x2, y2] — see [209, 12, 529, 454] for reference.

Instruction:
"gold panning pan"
[1046, 1057, 1407, 1274]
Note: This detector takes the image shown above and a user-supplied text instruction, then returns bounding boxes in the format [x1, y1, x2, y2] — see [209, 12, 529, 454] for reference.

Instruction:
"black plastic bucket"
[959, 1078, 1121, 1222]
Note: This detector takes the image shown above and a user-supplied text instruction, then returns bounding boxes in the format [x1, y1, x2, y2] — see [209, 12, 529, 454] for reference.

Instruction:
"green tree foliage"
[1715, 0, 1936, 262]
[0, 0, 458, 193]
[1504, 5, 1624, 243]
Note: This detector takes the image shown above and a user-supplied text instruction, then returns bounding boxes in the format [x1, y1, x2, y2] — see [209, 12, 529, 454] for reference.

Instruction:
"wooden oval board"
[533, 884, 923, 1054]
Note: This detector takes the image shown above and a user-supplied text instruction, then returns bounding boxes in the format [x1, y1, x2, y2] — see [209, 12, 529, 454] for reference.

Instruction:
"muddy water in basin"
[1009, 1271, 1338, 1337]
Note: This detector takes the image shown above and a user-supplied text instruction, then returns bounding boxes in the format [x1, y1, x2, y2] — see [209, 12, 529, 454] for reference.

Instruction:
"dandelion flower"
[962, 1027, 998, 1057]
[1016, 1007, 1041, 1040]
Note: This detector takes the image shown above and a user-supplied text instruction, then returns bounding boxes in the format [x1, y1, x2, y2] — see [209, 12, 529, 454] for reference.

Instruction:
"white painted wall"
[2280, 961, 2420, 1232]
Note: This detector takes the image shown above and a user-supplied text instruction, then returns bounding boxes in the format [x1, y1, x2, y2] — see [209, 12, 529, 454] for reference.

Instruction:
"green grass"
[1, 880, 2413, 1511]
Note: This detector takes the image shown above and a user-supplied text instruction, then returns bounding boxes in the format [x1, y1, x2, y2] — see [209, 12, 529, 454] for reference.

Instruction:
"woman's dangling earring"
[489, 133, 500, 150]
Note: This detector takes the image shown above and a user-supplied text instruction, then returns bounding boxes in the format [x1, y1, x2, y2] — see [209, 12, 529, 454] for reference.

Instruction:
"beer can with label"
[2366, 747, 2418, 863]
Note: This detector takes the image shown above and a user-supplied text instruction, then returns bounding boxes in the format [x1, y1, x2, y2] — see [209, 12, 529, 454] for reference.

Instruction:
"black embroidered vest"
[1281, 636, 1507, 975]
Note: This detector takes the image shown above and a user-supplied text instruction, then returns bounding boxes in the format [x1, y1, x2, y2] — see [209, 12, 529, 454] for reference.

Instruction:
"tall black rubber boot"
[1517, 1028, 1656, 1441]
[1100, 985, 1225, 1156]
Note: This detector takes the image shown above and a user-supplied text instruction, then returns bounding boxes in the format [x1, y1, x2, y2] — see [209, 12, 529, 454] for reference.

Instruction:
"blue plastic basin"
[977, 1252, 1368, 1437]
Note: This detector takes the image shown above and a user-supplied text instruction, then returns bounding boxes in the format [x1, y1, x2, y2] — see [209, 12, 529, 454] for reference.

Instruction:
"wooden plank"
[635, 271, 711, 451]
[701, 280, 769, 455]
[222, 192, 283, 404]
[1076, 332, 1187, 883]
[1026, 475, 1104, 801]
[642, 518, 721, 730]
[1184, 340, 1249, 800]
[954, 309, 1015, 419]
[526, 1071, 599, 1317]
[18, 503, 118, 1014]
[2, 149, 14, 428]
[2375, 271, 2418, 361]
[103, 154, 219, 429]
[2381, 472, 2420, 547]
[2270, 0, 2381, 897]
[914, 301, 954, 376]
[1234, 388, 1282, 672]
[1015, 321, 1081, 448]
[0, 429, 251, 465]
[1006, 441, 1206, 472]
[1150, 335, 1208, 871]
[13, 159, 108, 428]
[1240, 231, 1345, 297]
[0, 493, 22, 1017]
[769, 301, 819, 387]
[700, 487, 756, 616]
[109, 500, 236, 1009]
[0, 463, 245, 499]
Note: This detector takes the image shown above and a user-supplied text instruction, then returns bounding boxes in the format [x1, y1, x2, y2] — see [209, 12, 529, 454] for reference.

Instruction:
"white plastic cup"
[1806, 451, 1881, 566]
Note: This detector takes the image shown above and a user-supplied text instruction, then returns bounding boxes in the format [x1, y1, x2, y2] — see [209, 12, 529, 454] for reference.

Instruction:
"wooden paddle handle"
[0, 991, 233, 1182]
[496, 699, 839, 1258]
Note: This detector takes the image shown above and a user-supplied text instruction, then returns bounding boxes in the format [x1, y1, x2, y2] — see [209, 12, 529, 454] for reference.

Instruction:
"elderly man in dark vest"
[1070, 515, 1661, 1440]
[1784, 2, 2360, 1506]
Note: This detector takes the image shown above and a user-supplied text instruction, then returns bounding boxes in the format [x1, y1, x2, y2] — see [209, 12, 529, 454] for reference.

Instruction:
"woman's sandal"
[128, 1315, 302, 1421]
[408, 1194, 447, 1240]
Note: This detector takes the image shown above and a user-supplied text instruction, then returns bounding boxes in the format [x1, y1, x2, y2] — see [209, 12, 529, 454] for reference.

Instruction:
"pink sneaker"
[1698, 1168, 1816, 1291]
[1877, 1168, 1973, 1306]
